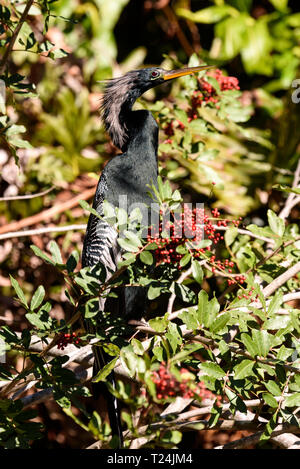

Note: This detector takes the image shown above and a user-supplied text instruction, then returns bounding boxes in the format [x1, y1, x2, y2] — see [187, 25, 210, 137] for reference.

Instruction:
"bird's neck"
[123, 109, 158, 157]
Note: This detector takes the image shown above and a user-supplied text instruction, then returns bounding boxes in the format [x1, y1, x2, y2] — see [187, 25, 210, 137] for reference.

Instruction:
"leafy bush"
[1, 178, 299, 448]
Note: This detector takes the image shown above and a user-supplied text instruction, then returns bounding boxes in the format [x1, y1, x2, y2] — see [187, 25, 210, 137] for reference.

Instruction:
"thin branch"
[262, 261, 300, 298]
[0, 186, 55, 202]
[271, 434, 300, 449]
[213, 423, 300, 449]
[0, 224, 87, 241]
[0, 0, 35, 73]
[212, 225, 275, 244]
[0, 187, 96, 235]
[218, 236, 300, 304]
[169, 291, 300, 322]
[279, 159, 300, 220]
[136, 324, 300, 373]
[167, 266, 193, 314]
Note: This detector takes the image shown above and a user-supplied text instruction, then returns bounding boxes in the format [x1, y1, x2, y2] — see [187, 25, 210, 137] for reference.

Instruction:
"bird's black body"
[81, 64, 211, 447]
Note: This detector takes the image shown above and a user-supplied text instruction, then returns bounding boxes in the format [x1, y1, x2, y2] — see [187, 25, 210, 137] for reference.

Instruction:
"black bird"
[82, 64, 211, 447]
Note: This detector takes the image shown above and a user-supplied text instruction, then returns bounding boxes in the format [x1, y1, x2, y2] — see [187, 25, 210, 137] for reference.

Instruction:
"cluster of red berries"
[147, 206, 245, 286]
[237, 285, 255, 300]
[163, 119, 185, 138]
[147, 205, 204, 265]
[57, 332, 81, 350]
[162, 69, 240, 140]
[191, 68, 240, 112]
[151, 362, 218, 401]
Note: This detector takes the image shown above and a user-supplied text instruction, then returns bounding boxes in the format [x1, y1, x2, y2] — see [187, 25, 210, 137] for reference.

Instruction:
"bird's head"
[101, 64, 212, 150]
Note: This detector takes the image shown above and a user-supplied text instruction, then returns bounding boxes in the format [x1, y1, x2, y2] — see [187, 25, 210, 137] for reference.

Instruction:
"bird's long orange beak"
[163, 65, 213, 81]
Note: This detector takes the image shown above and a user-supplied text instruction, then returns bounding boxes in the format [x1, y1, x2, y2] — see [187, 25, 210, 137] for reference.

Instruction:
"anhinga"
[82, 64, 211, 447]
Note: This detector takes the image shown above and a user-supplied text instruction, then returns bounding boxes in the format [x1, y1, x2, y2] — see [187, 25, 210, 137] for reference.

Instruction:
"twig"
[212, 225, 275, 245]
[279, 159, 300, 220]
[0, 186, 55, 202]
[167, 266, 193, 314]
[218, 236, 300, 304]
[0, 224, 87, 241]
[272, 434, 300, 449]
[0, 187, 96, 235]
[0, 0, 35, 73]
[169, 291, 300, 322]
[213, 423, 300, 449]
[136, 324, 300, 373]
[262, 261, 300, 298]
[162, 5, 194, 57]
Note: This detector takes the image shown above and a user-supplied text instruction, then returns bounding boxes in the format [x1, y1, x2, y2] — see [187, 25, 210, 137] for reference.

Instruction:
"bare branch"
[0, 224, 87, 241]
[279, 159, 300, 220]
[167, 266, 193, 314]
[214, 423, 300, 449]
[262, 261, 300, 298]
[0, 187, 95, 236]
[0, 186, 55, 202]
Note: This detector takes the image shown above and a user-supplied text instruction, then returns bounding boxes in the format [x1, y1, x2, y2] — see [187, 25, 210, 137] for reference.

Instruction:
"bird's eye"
[151, 70, 160, 80]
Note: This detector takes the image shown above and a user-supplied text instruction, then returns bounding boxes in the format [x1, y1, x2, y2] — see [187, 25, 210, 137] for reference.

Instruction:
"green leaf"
[268, 0, 288, 11]
[10, 275, 28, 308]
[120, 345, 138, 378]
[148, 284, 163, 300]
[26, 304, 52, 329]
[273, 184, 300, 195]
[191, 259, 203, 284]
[131, 338, 145, 356]
[84, 298, 99, 319]
[93, 357, 118, 383]
[233, 359, 255, 380]
[171, 343, 202, 363]
[241, 19, 273, 75]
[210, 313, 230, 334]
[166, 322, 182, 354]
[225, 388, 247, 413]
[179, 308, 199, 330]
[49, 240, 63, 264]
[79, 200, 102, 220]
[252, 330, 272, 357]
[149, 315, 168, 333]
[123, 230, 142, 248]
[180, 253, 191, 267]
[30, 286, 45, 311]
[267, 291, 283, 316]
[267, 209, 285, 237]
[177, 5, 238, 24]
[200, 362, 226, 379]
[224, 226, 238, 247]
[260, 414, 277, 441]
[262, 393, 278, 408]
[197, 290, 209, 327]
[172, 282, 195, 303]
[140, 250, 153, 265]
[265, 381, 281, 396]
[118, 237, 139, 252]
[66, 251, 79, 273]
[284, 393, 300, 408]
[30, 245, 55, 266]
[48, 48, 68, 60]
[8, 136, 33, 149]
[240, 333, 258, 357]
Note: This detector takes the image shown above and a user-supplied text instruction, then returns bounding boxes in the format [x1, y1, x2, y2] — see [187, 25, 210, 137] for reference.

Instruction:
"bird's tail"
[92, 345, 123, 448]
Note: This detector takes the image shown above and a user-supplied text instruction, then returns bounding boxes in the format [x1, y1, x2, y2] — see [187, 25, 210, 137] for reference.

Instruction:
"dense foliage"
[0, 0, 299, 449]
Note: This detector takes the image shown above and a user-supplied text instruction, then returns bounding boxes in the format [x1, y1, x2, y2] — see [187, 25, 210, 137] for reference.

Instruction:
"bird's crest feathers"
[100, 71, 140, 150]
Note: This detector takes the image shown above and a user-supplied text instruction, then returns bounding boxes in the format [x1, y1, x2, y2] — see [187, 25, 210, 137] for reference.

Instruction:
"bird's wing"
[82, 172, 124, 447]
[82, 172, 120, 276]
